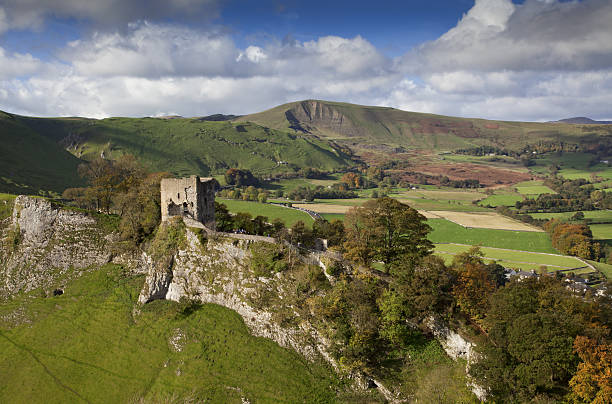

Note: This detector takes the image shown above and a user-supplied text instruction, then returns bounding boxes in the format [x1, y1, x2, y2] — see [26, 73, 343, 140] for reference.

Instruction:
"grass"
[529, 152, 612, 180]
[478, 193, 523, 207]
[427, 218, 556, 253]
[1, 113, 354, 194]
[590, 223, 612, 240]
[434, 243, 587, 272]
[218, 199, 314, 226]
[0, 114, 84, 195]
[0, 193, 16, 220]
[530, 210, 612, 223]
[514, 180, 556, 196]
[0, 265, 339, 403]
[586, 260, 612, 280]
[320, 213, 346, 222]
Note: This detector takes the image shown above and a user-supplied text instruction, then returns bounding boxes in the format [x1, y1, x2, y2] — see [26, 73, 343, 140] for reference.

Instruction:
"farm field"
[429, 211, 543, 232]
[530, 210, 612, 222]
[478, 193, 524, 207]
[218, 199, 313, 226]
[434, 243, 589, 271]
[529, 152, 612, 180]
[514, 180, 556, 196]
[590, 223, 612, 240]
[428, 219, 556, 253]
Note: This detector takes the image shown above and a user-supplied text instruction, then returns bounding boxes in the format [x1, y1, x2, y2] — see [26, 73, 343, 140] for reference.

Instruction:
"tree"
[379, 255, 455, 345]
[452, 262, 495, 322]
[470, 277, 607, 402]
[214, 202, 233, 231]
[569, 336, 612, 403]
[312, 218, 345, 247]
[224, 168, 258, 186]
[343, 197, 432, 269]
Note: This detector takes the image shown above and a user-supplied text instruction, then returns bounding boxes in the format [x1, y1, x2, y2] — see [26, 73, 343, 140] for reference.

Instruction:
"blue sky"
[0, 0, 610, 121]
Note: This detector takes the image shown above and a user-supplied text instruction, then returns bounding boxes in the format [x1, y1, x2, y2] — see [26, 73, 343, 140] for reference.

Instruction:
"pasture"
[514, 180, 556, 196]
[530, 210, 612, 223]
[427, 218, 556, 253]
[590, 223, 612, 240]
[478, 193, 524, 207]
[218, 199, 313, 226]
[434, 243, 589, 273]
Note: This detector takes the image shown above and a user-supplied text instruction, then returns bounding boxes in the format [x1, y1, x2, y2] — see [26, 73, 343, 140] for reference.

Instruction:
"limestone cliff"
[0, 196, 113, 297]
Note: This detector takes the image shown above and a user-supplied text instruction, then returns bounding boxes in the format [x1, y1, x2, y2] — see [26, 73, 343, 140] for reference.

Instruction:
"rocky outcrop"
[425, 316, 487, 401]
[0, 196, 113, 297]
[138, 229, 331, 362]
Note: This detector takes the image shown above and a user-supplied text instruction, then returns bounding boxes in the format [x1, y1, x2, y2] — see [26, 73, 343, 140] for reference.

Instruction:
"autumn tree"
[568, 336, 612, 403]
[343, 197, 432, 269]
[341, 172, 364, 189]
[470, 277, 608, 402]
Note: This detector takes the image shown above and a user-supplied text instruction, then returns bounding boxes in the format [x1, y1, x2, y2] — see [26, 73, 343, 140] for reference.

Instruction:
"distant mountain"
[553, 117, 612, 124]
[237, 100, 612, 158]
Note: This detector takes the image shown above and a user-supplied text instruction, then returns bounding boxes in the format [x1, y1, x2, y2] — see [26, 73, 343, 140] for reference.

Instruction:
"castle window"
[177, 193, 180, 199]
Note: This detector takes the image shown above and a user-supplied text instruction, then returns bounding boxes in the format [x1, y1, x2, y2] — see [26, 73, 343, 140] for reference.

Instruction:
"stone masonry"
[160, 176, 216, 228]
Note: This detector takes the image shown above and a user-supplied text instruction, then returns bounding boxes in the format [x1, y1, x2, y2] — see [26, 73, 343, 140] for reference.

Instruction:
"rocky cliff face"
[288, 100, 367, 138]
[137, 229, 334, 364]
[0, 196, 113, 297]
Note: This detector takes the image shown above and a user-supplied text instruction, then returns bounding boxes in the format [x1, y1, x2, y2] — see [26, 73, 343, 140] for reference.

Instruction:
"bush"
[249, 242, 288, 277]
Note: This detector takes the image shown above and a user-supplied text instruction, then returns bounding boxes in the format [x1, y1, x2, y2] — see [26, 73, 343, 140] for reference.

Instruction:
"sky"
[0, 0, 611, 121]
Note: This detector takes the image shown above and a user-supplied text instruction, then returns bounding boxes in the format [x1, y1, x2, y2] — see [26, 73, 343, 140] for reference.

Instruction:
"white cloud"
[1, 1, 612, 123]
[413, 0, 612, 73]
[0, 47, 43, 80]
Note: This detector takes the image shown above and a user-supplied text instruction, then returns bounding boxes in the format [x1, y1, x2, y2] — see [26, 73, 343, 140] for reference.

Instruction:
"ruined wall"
[160, 176, 215, 228]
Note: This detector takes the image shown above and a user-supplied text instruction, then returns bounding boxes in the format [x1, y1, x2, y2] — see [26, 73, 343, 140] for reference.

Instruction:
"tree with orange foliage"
[452, 261, 495, 322]
[569, 336, 612, 403]
[341, 172, 364, 189]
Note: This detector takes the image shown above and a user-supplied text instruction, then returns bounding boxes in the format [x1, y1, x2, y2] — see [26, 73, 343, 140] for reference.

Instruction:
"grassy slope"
[0, 265, 339, 403]
[0, 112, 84, 195]
[15, 114, 354, 177]
[237, 100, 612, 152]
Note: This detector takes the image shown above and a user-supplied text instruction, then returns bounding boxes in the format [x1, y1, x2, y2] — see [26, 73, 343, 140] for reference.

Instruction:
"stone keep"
[160, 176, 215, 228]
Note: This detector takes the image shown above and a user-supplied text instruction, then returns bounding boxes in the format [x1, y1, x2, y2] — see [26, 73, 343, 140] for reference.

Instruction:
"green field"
[530, 210, 612, 222]
[320, 213, 346, 222]
[530, 152, 612, 180]
[219, 199, 314, 226]
[434, 243, 587, 272]
[586, 260, 612, 280]
[427, 218, 556, 253]
[514, 180, 556, 196]
[478, 193, 524, 207]
[590, 223, 612, 240]
[0, 265, 339, 403]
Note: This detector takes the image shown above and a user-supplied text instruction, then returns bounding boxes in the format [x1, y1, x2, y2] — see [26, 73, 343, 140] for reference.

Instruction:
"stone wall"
[160, 176, 215, 227]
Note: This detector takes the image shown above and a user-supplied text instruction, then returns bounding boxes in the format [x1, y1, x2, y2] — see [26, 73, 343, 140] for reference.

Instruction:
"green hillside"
[0, 112, 355, 195]
[238, 100, 612, 152]
[0, 112, 84, 195]
[0, 264, 341, 403]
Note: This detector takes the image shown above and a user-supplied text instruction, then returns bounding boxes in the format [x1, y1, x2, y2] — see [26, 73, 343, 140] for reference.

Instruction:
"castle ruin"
[161, 176, 216, 228]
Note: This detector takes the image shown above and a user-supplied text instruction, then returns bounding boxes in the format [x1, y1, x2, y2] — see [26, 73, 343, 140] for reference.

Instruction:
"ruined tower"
[160, 176, 216, 228]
